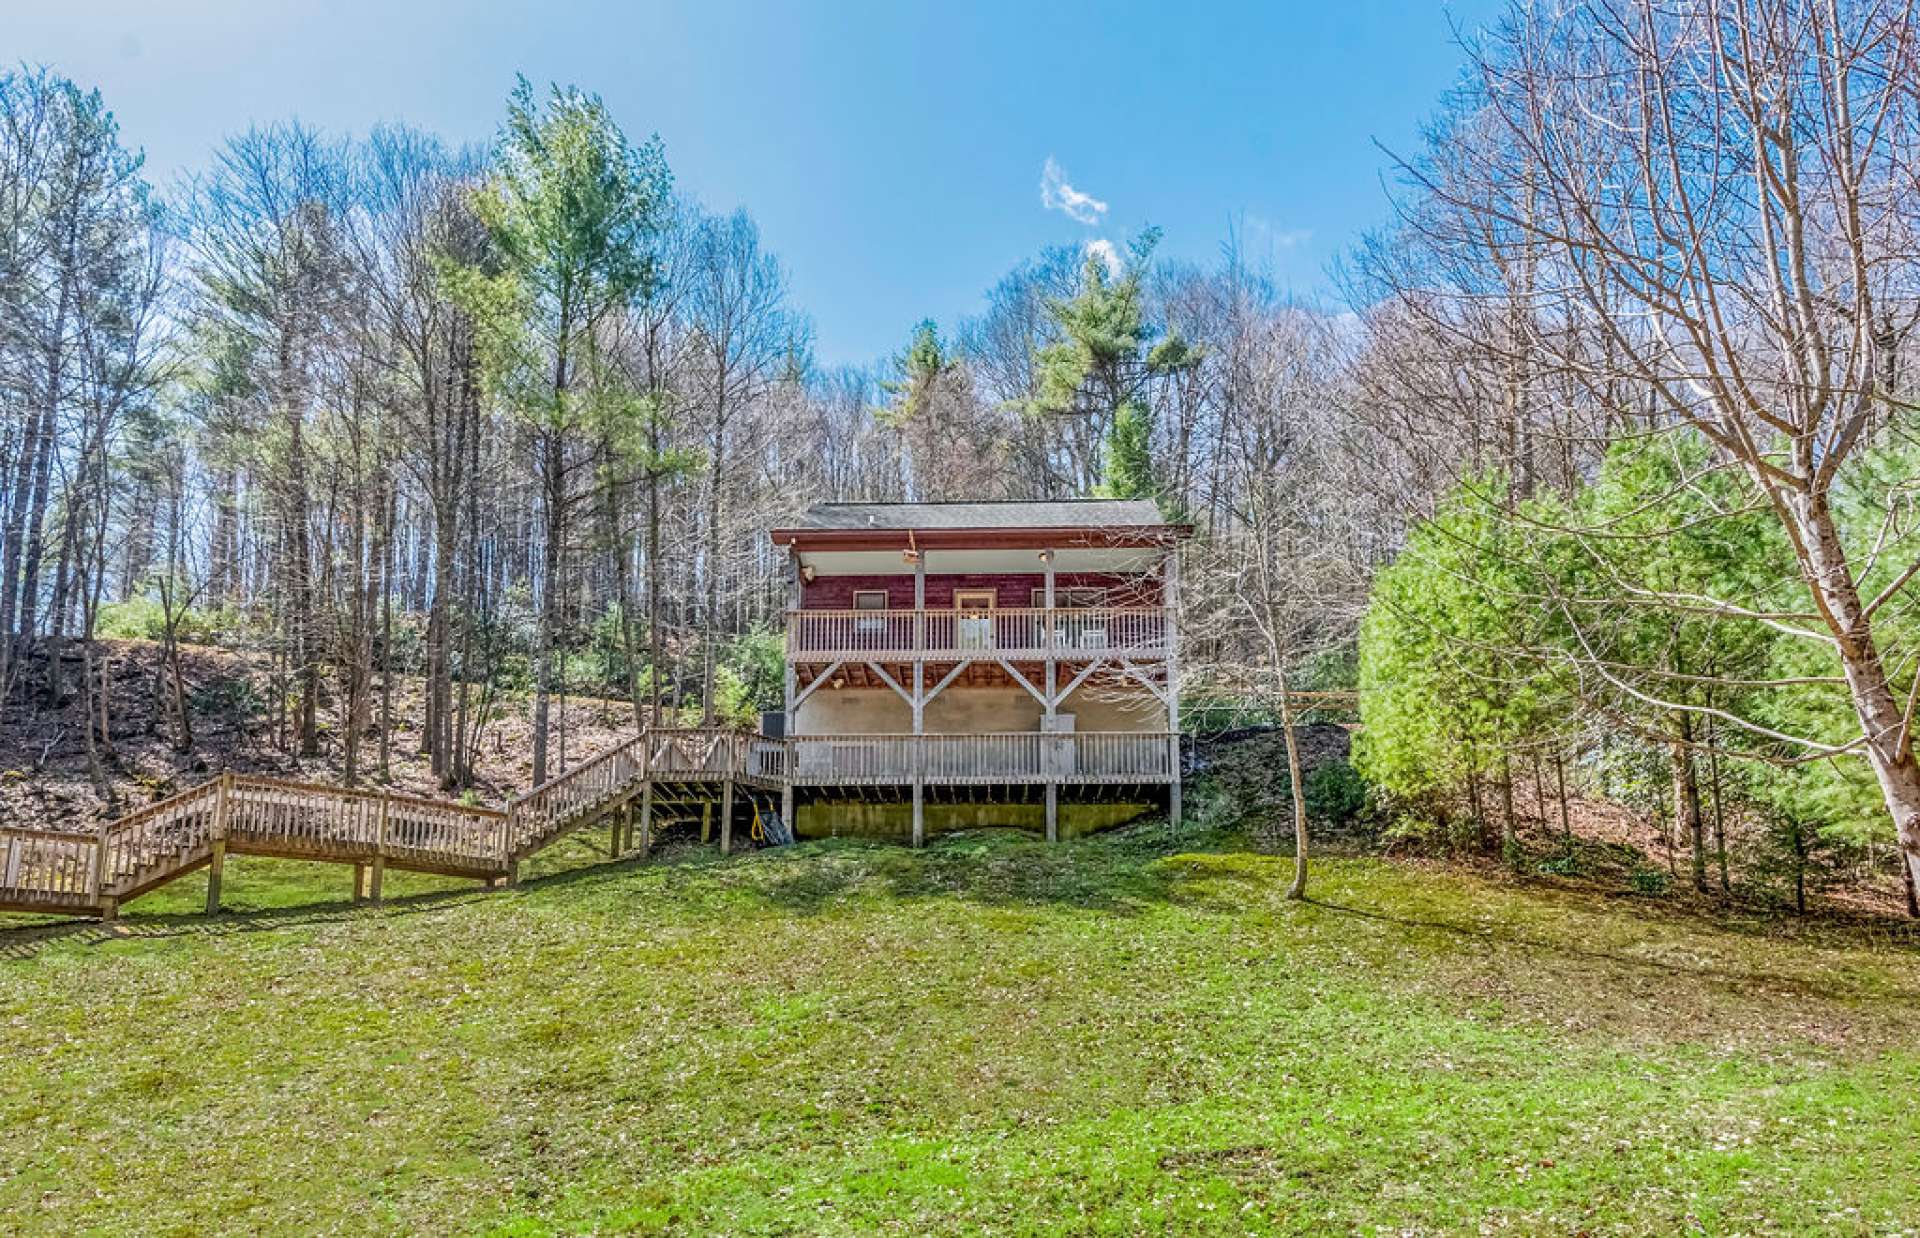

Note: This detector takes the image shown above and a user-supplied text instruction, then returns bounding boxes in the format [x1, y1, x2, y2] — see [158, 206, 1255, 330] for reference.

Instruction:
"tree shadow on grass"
[0, 884, 502, 961]
[1301, 893, 1920, 1008]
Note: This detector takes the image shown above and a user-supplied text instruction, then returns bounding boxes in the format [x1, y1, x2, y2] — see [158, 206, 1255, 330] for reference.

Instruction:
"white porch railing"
[788, 731, 1176, 785]
[785, 607, 1170, 662]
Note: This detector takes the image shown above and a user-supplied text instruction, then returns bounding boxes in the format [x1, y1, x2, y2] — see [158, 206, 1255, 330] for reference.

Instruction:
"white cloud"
[1084, 238, 1122, 277]
[1244, 213, 1312, 251]
[1040, 157, 1108, 225]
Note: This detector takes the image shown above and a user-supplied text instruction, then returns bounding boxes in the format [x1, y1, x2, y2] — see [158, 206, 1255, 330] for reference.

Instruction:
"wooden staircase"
[0, 727, 783, 921]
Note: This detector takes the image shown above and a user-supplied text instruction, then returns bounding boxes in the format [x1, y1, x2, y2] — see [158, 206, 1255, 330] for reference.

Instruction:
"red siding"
[801, 572, 1160, 609]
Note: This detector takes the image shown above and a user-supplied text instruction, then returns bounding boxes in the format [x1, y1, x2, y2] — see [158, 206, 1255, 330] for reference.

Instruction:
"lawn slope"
[2, 824, 1917, 1235]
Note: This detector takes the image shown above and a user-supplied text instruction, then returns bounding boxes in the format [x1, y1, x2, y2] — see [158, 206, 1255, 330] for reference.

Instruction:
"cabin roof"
[786, 499, 1168, 532]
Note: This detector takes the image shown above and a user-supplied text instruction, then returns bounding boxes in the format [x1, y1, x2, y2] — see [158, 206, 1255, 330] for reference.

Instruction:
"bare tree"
[1399, 0, 1920, 886]
[682, 207, 793, 722]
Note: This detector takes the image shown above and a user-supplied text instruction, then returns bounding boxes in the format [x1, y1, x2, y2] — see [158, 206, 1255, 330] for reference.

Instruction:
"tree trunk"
[1499, 752, 1516, 857]
[699, 401, 726, 724]
[1671, 717, 1707, 893]
[1789, 490, 1920, 908]
[1553, 747, 1572, 846]
[1278, 667, 1308, 900]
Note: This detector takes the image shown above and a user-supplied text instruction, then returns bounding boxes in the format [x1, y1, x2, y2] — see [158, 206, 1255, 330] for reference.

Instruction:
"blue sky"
[12, 0, 1503, 365]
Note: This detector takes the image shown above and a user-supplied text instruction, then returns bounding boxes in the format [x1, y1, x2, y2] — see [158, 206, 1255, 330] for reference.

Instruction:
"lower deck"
[781, 731, 1177, 786]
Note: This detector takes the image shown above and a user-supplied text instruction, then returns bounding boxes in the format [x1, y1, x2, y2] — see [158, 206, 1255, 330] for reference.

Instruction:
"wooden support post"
[505, 859, 520, 888]
[204, 770, 231, 914]
[92, 823, 109, 908]
[911, 547, 926, 850]
[720, 778, 735, 855]
[371, 791, 390, 904]
[785, 544, 802, 735]
[701, 799, 712, 844]
[1165, 545, 1183, 825]
[639, 779, 654, 853]
[1042, 547, 1058, 843]
[98, 897, 117, 923]
[205, 841, 226, 915]
[781, 781, 794, 839]
[353, 863, 368, 903]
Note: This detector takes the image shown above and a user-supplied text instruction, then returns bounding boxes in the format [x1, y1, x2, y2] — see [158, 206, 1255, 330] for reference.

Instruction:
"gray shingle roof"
[793, 500, 1167, 531]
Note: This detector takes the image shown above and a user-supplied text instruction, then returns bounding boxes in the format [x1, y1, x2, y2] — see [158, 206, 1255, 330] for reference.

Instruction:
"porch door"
[954, 589, 996, 651]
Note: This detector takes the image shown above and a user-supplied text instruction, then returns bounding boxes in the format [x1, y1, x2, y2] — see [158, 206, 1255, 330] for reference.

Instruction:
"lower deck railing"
[787, 731, 1175, 786]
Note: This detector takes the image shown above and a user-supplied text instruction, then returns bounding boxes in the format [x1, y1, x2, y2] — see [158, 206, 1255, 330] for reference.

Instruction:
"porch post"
[912, 545, 926, 848]
[783, 544, 799, 737]
[720, 777, 735, 855]
[1165, 543, 1183, 825]
[783, 546, 800, 841]
[1042, 548, 1058, 843]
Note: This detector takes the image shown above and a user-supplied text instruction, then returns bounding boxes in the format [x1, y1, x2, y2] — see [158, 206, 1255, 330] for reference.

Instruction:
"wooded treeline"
[0, 69, 1363, 805]
[3, 0, 1918, 916]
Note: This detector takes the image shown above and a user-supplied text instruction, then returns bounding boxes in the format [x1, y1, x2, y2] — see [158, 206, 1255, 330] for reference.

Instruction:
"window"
[854, 590, 887, 635]
[1029, 587, 1104, 608]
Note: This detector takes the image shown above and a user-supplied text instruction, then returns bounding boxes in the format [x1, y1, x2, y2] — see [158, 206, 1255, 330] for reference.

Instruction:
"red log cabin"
[769, 499, 1189, 843]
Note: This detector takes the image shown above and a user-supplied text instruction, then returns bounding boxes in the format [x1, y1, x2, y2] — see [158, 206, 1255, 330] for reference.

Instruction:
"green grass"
[3, 819, 1918, 1235]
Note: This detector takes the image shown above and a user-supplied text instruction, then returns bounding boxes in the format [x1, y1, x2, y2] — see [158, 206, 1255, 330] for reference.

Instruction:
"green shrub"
[1379, 812, 1480, 856]
[1628, 866, 1671, 896]
[97, 596, 248, 645]
[1303, 758, 1369, 829]
[723, 627, 785, 716]
[1536, 851, 1582, 877]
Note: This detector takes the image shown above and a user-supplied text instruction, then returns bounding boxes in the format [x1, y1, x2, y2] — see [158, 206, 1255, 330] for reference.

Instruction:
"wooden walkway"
[0, 727, 777, 921]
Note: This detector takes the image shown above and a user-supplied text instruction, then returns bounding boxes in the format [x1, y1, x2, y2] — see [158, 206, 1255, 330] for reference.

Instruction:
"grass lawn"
[3, 819, 1918, 1235]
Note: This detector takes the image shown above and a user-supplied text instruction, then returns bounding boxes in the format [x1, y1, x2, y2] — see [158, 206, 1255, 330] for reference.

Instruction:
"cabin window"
[1030, 587, 1104, 609]
[853, 590, 887, 634]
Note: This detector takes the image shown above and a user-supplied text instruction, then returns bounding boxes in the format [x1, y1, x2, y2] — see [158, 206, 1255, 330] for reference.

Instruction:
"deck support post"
[912, 549, 926, 848]
[1042, 548, 1059, 843]
[373, 791, 390, 904]
[781, 781, 794, 839]
[92, 823, 109, 907]
[353, 863, 368, 903]
[98, 897, 117, 922]
[701, 800, 712, 844]
[205, 841, 226, 914]
[505, 859, 520, 888]
[1165, 545, 1183, 825]
[720, 778, 735, 855]
[640, 779, 654, 854]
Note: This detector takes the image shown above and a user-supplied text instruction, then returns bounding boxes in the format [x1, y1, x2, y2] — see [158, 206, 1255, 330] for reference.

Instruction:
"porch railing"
[785, 606, 1170, 662]
[787, 731, 1176, 785]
